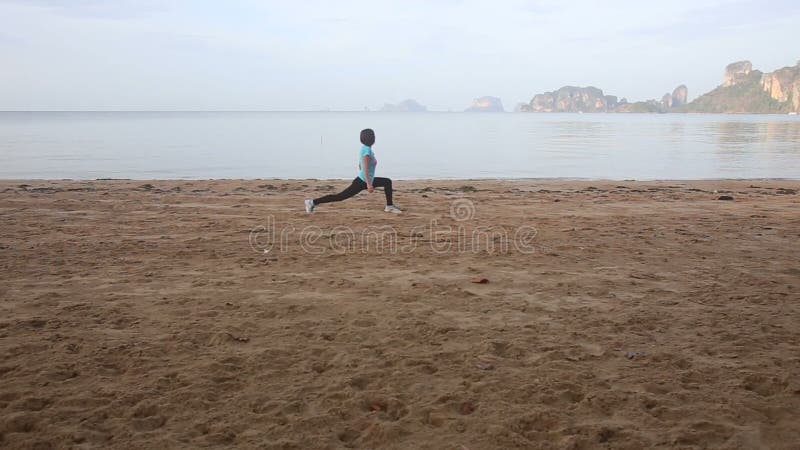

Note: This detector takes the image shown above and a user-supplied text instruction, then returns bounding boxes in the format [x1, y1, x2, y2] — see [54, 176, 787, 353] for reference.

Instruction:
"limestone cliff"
[794, 80, 800, 113]
[723, 61, 753, 87]
[465, 96, 504, 112]
[661, 93, 673, 109]
[524, 86, 610, 112]
[605, 95, 619, 110]
[521, 86, 679, 113]
[515, 59, 800, 114]
[759, 63, 800, 111]
[685, 60, 800, 113]
[672, 85, 688, 107]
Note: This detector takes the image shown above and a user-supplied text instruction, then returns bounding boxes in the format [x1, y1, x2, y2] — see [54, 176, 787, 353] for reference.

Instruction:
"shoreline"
[2, 110, 800, 115]
[4, 177, 800, 183]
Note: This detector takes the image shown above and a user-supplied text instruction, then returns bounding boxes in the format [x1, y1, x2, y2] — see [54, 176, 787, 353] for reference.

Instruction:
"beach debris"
[470, 278, 489, 284]
[717, 195, 734, 201]
[625, 351, 647, 360]
[475, 362, 494, 371]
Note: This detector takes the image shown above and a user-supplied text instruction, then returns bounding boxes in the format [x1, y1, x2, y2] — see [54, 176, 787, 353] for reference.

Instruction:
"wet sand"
[1, 179, 799, 449]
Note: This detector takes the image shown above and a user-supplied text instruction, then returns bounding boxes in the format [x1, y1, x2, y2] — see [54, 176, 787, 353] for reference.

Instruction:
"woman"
[305, 128, 402, 214]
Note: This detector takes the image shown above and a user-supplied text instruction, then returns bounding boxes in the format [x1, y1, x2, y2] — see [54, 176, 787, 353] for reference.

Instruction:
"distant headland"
[515, 59, 800, 114]
[371, 59, 800, 114]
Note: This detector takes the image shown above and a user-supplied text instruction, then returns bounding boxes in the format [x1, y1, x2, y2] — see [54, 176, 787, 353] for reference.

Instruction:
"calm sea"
[1, 112, 799, 180]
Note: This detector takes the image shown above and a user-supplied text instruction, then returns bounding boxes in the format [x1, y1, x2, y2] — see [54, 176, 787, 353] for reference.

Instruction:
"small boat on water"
[789, 112, 798, 115]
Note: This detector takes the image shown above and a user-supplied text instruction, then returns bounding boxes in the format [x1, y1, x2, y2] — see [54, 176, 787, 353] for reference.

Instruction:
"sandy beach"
[1, 178, 799, 449]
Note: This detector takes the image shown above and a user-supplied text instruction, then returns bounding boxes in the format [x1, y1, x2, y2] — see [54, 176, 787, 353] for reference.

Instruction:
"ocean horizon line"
[2, 109, 463, 113]
[2, 110, 798, 116]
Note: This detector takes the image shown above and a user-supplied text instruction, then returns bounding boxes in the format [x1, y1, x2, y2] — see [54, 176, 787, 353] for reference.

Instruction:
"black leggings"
[314, 177, 393, 206]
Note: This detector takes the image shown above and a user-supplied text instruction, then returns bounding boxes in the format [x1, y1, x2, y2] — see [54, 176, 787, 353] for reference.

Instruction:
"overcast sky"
[1, 0, 798, 111]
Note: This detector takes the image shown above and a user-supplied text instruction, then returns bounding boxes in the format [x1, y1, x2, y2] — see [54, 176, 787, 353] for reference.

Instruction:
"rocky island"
[516, 59, 800, 114]
[682, 60, 800, 113]
[465, 96, 505, 112]
[379, 99, 427, 112]
[517, 85, 685, 113]
[517, 86, 617, 112]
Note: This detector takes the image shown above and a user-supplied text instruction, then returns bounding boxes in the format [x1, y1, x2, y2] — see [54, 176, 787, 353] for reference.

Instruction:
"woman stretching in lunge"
[305, 128, 402, 214]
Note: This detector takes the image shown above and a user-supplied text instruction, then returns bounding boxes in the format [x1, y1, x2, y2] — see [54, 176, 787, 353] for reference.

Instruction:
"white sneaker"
[304, 199, 315, 214]
[384, 205, 402, 214]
